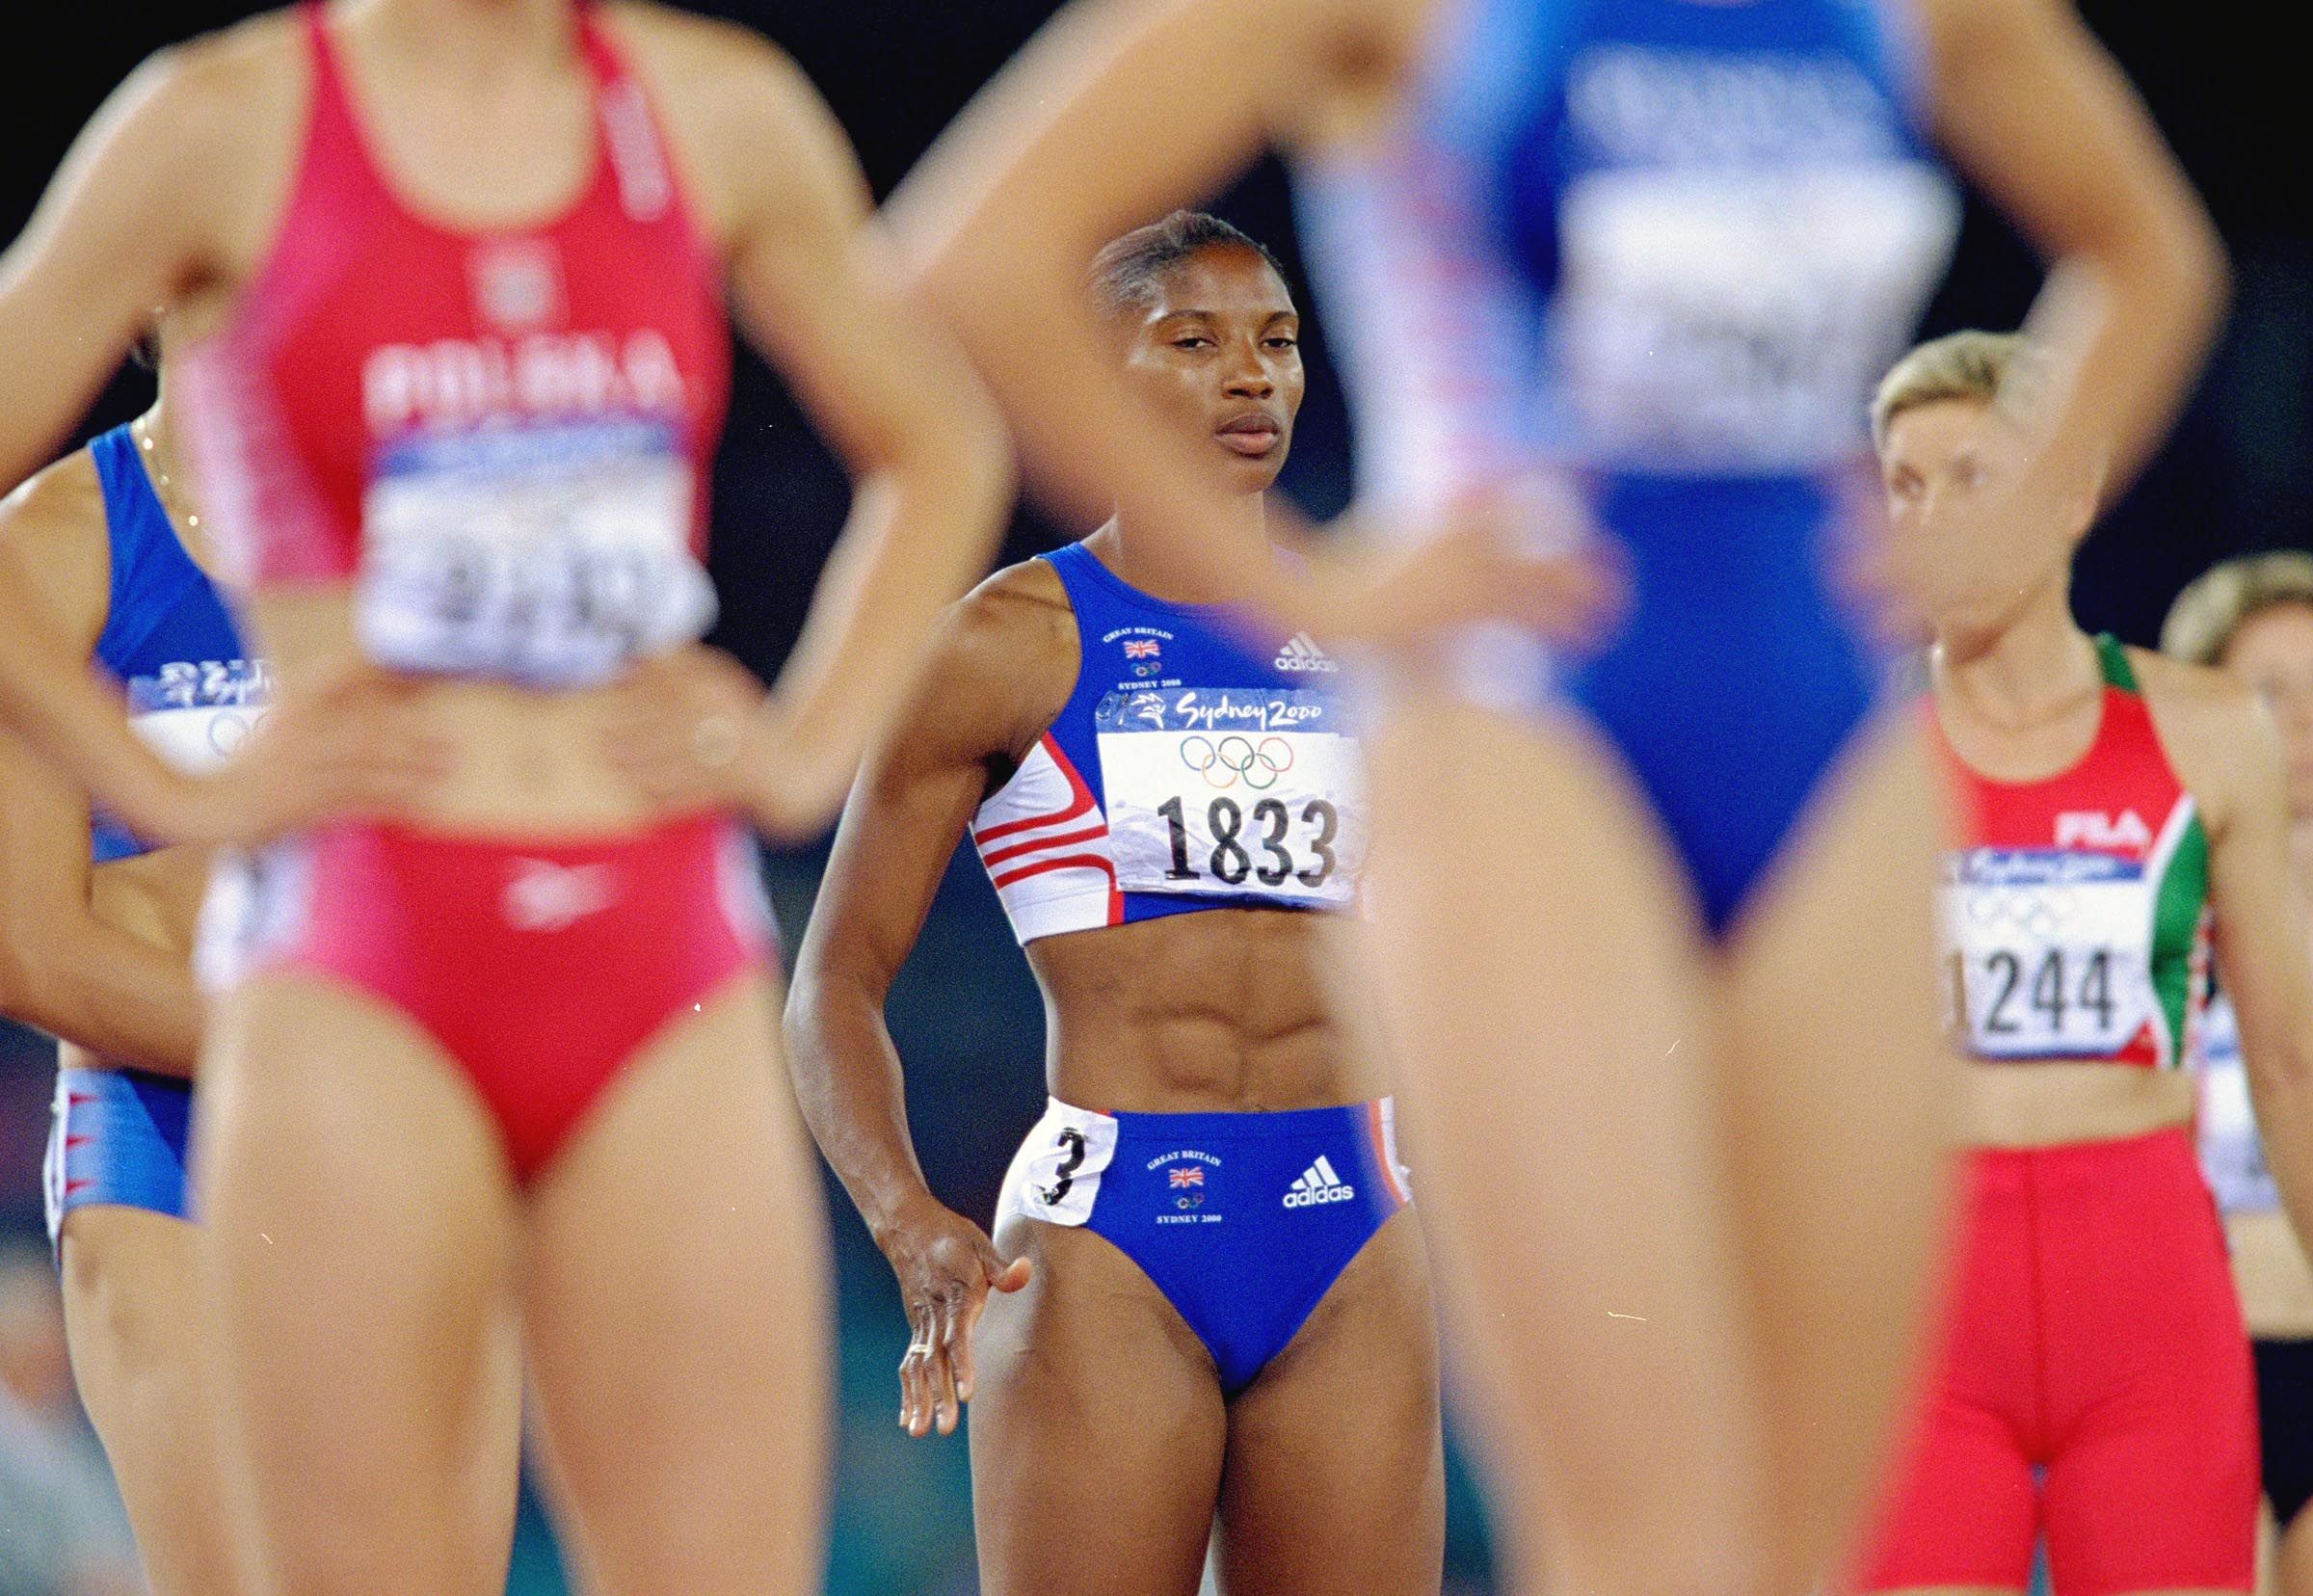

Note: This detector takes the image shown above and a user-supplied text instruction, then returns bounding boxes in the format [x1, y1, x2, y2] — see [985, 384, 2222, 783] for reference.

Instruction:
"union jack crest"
[1169, 1165, 1204, 1188]
[1124, 640, 1161, 661]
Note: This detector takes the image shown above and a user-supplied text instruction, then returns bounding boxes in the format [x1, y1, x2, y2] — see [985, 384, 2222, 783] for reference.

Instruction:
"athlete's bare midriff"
[1956, 1059, 2197, 1149]
[248, 587, 687, 836]
[1026, 907, 1382, 1114]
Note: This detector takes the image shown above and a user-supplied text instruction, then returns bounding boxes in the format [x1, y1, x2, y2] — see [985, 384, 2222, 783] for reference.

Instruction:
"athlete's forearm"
[0, 916, 202, 1077]
[757, 423, 1012, 828]
[0, 589, 192, 837]
[2247, 1048, 2313, 1266]
[783, 972, 944, 1240]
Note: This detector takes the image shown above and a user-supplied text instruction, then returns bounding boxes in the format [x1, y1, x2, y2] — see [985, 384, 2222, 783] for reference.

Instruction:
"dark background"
[0, 2, 2305, 1591]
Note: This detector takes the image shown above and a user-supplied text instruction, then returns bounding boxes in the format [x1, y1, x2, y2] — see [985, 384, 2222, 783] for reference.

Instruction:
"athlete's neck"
[1932, 580, 2101, 732]
[348, 0, 578, 76]
[1099, 492, 1273, 606]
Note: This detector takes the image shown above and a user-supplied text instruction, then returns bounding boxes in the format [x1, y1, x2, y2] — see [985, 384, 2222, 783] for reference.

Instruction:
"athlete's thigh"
[970, 1216, 1229, 1596]
[58, 1205, 235, 1596]
[1211, 1207, 1442, 1596]
[1356, 689, 1766, 1591]
[196, 972, 521, 1596]
[1714, 713, 1960, 1587]
[518, 972, 830, 1596]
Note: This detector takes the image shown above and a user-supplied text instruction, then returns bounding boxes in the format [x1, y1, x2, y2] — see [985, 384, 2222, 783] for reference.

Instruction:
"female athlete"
[0, 368, 520, 1596]
[1850, 331, 2313, 1596]
[2167, 552, 2313, 1596]
[786, 211, 1440, 1596]
[0, 2, 1010, 1590]
[887, 0, 2223, 1587]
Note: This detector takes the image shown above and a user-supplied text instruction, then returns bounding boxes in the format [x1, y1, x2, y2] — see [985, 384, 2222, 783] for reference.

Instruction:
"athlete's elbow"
[0, 920, 66, 1033]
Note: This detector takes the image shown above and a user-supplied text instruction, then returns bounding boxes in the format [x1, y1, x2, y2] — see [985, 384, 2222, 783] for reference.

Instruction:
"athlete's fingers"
[986, 1254, 1033, 1293]
[898, 1309, 933, 1435]
[948, 1284, 989, 1404]
[927, 1296, 963, 1435]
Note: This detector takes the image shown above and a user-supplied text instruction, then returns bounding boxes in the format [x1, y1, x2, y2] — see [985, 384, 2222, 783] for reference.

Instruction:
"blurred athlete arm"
[651, 20, 1013, 838]
[1920, 0, 2226, 506]
[784, 568, 1070, 1437]
[887, 0, 1604, 645]
[2183, 672, 2313, 1262]
[0, 38, 440, 841]
[0, 458, 203, 1075]
[0, 46, 234, 830]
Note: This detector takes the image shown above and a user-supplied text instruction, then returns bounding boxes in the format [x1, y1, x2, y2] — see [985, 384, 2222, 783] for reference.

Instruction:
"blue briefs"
[999, 1097, 1412, 1395]
[43, 1066, 195, 1246]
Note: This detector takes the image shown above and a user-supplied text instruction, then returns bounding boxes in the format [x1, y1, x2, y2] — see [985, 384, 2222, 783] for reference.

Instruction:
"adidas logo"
[1283, 1155, 1357, 1208]
[1273, 632, 1339, 673]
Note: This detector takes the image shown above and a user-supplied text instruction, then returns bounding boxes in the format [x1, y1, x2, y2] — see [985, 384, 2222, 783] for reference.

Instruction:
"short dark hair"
[1090, 210, 1289, 318]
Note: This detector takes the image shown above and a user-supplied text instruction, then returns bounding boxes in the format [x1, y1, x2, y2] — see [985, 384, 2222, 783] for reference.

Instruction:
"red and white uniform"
[189, 4, 769, 1183]
[1853, 640, 2254, 1596]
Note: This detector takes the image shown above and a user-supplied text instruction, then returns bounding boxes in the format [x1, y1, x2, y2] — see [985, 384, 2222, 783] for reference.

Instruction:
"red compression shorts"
[206, 811, 774, 1182]
[1850, 1126, 2257, 1595]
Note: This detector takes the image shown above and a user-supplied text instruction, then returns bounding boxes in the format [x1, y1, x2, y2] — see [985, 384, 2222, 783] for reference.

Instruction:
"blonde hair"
[2161, 551, 2313, 666]
[1871, 330, 2042, 451]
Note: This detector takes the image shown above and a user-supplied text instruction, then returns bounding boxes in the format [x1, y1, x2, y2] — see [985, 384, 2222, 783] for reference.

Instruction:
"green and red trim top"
[1930, 635, 2211, 1070]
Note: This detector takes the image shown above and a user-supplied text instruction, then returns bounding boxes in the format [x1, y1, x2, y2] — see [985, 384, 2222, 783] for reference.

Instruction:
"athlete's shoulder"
[117, 11, 302, 145]
[598, 4, 861, 243]
[0, 448, 114, 652]
[2130, 645, 2273, 824]
[2131, 645, 2258, 729]
[946, 557, 1076, 671]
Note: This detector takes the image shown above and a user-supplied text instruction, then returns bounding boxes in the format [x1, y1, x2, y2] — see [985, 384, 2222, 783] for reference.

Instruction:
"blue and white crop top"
[1296, 0, 1961, 508]
[2198, 992, 2276, 1217]
[970, 541, 1364, 944]
[87, 424, 266, 862]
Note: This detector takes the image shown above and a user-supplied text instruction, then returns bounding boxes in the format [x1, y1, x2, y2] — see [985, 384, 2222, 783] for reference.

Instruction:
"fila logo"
[1274, 632, 1339, 673]
[2055, 810, 2152, 851]
[1283, 1155, 1357, 1208]
[503, 859, 622, 932]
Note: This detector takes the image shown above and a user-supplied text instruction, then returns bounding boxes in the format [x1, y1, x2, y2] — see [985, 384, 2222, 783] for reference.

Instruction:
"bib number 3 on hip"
[359, 417, 716, 687]
[1096, 688, 1364, 905]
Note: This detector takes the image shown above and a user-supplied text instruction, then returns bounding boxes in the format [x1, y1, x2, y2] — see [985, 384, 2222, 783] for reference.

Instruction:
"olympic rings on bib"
[1179, 734, 1295, 790]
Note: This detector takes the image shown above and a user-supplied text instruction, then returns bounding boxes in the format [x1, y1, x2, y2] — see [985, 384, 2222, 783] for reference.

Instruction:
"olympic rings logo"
[1179, 734, 1294, 790]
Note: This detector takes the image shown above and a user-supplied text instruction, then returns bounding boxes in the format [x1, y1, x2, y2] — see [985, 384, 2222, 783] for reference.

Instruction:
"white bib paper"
[1095, 687, 1363, 906]
[1554, 162, 1958, 469]
[359, 416, 714, 686]
[1940, 849, 2159, 1060]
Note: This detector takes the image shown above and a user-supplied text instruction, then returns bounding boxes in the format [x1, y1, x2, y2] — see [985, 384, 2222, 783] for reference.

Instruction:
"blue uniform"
[980, 541, 1406, 1393]
[44, 423, 259, 1243]
[1297, 0, 1959, 929]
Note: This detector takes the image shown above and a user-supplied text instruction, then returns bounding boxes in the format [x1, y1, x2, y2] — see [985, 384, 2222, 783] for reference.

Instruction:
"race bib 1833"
[359, 416, 714, 687]
[1095, 687, 1363, 905]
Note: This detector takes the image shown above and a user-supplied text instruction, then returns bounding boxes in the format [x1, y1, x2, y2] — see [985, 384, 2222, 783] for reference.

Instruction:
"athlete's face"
[1876, 397, 2088, 637]
[2222, 602, 2313, 819]
[1120, 247, 1304, 493]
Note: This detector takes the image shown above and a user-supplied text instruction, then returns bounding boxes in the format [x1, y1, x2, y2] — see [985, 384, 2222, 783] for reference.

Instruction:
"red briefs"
[1850, 1126, 2257, 1595]
[202, 811, 773, 1182]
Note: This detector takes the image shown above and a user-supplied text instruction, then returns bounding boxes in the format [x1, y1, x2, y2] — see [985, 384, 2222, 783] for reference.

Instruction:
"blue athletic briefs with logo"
[1294, 0, 1961, 930]
[1000, 1098, 1412, 1394]
[44, 1067, 195, 1243]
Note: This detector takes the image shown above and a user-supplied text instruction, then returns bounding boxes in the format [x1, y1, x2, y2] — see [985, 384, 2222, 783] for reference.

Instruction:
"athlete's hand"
[1317, 478, 1626, 652]
[164, 669, 449, 844]
[877, 1199, 1032, 1438]
[599, 648, 857, 840]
